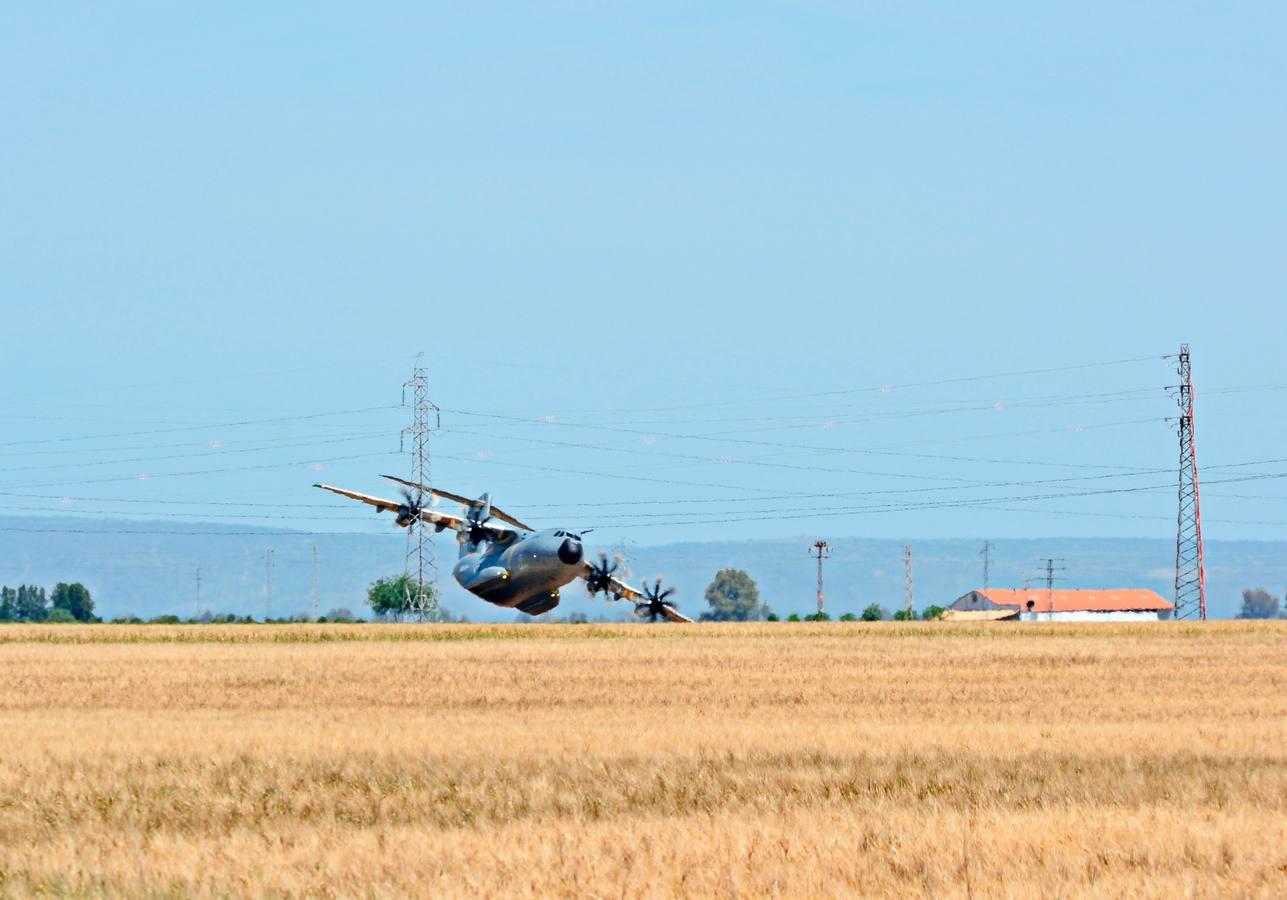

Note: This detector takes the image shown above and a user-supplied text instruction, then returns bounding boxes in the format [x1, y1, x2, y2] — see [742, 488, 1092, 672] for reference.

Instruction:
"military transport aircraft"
[314, 475, 692, 622]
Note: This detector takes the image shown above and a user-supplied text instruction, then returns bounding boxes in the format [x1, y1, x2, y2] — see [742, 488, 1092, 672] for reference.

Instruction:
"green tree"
[1236, 588, 1280, 619]
[14, 585, 47, 622]
[786, 613, 801, 622]
[838, 611, 858, 622]
[45, 608, 76, 623]
[893, 608, 918, 621]
[0, 586, 15, 622]
[860, 603, 884, 622]
[366, 575, 438, 621]
[50, 582, 94, 622]
[700, 569, 770, 621]
[921, 604, 946, 621]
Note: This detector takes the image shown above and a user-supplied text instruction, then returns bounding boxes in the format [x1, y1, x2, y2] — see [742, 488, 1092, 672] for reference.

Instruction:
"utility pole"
[311, 544, 318, 622]
[265, 548, 274, 622]
[401, 353, 441, 620]
[809, 540, 832, 617]
[980, 541, 993, 590]
[195, 565, 202, 621]
[1038, 558, 1065, 621]
[1171, 344, 1207, 621]
[903, 544, 913, 620]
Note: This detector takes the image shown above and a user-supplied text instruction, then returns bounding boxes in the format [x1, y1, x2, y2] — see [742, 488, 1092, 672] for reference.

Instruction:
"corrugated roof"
[977, 588, 1172, 612]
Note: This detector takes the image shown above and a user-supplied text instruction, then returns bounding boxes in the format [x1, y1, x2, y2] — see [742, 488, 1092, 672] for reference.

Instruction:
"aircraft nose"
[557, 538, 583, 565]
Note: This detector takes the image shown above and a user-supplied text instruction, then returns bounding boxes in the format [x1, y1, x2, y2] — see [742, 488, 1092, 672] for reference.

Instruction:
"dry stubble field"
[0, 621, 1285, 898]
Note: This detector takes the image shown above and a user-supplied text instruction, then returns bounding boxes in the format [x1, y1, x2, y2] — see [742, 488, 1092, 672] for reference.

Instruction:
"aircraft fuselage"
[452, 528, 585, 616]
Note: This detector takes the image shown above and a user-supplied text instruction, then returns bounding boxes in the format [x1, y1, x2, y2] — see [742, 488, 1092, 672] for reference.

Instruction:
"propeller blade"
[381, 476, 535, 531]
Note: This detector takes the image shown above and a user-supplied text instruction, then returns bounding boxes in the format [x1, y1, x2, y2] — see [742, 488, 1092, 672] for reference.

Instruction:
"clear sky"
[1, 3, 1284, 551]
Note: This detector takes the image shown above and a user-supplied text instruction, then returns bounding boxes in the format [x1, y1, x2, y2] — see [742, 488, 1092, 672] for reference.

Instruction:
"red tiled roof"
[977, 588, 1172, 612]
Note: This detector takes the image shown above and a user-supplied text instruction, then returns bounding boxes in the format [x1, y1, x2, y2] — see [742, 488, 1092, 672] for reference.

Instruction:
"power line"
[576, 469, 1287, 529]
[508, 353, 1169, 417]
[0, 405, 400, 449]
[0, 526, 402, 537]
[1, 450, 403, 490]
[0, 432, 388, 475]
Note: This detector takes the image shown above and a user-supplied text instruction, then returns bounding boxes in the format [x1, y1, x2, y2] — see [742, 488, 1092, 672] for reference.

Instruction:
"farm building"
[947, 588, 1172, 622]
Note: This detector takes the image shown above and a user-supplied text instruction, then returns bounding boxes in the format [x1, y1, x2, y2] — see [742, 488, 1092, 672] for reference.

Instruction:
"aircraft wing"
[579, 565, 696, 623]
[313, 483, 402, 514]
[655, 604, 694, 624]
[381, 475, 535, 532]
[313, 483, 475, 533]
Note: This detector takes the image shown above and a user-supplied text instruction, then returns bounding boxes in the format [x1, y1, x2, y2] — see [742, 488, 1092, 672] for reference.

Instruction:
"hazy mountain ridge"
[0, 516, 1280, 620]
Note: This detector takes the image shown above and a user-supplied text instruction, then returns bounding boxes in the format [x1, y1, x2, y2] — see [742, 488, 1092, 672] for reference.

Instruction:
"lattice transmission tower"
[401, 354, 441, 620]
[1037, 557, 1065, 621]
[1171, 344, 1207, 620]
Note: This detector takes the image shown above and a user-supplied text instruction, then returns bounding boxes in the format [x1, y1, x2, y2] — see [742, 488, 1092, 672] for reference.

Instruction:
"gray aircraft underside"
[452, 527, 588, 616]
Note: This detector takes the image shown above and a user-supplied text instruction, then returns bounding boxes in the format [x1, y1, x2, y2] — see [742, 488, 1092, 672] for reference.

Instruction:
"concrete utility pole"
[809, 540, 833, 617]
[195, 565, 202, 621]
[265, 548, 274, 622]
[903, 544, 913, 620]
[980, 541, 993, 589]
[311, 544, 318, 622]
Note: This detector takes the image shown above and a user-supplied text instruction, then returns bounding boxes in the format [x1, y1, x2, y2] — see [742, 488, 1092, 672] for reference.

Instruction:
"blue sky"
[1, 2, 1284, 549]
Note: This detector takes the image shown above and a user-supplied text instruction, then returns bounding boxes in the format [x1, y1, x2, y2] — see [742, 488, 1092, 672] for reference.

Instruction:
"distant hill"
[0, 516, 1281, 620]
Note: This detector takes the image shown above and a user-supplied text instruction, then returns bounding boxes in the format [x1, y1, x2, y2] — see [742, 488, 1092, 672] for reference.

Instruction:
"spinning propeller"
[395, 487, 425, 528]
[584, 552, 626, 600]
[635, 578, 681, 623]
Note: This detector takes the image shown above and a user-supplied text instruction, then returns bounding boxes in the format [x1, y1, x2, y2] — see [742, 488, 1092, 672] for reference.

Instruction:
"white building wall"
[1022, 610, 1163, 623]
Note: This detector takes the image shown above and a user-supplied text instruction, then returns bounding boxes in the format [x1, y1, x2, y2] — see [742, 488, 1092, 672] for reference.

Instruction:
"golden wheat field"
[0, 621, 1285, 898]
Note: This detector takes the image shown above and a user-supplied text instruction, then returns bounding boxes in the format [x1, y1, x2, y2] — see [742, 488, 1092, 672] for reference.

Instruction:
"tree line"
[1237, 588, 1286, 619]
[0, 583, 96, 623]
[696, 569, 945, 622]
[19, 572, 1278, 623]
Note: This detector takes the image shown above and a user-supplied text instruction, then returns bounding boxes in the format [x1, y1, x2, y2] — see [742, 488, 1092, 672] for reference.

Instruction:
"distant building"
[947, 589, 1172, 622]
